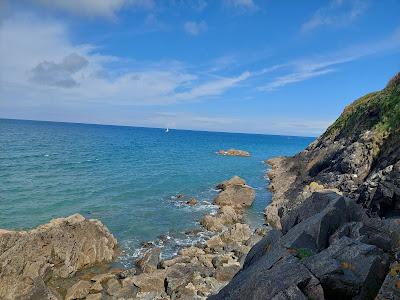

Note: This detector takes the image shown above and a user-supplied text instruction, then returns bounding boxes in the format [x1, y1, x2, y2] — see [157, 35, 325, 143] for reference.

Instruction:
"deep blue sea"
[0, 119, 314, 266]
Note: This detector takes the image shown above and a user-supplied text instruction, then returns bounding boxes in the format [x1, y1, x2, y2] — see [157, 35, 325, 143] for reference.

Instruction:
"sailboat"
[165, 127, 169, 133]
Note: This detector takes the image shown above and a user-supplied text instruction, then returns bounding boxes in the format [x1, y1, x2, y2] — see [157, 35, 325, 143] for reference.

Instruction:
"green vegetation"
[322, 73, 400, 156]
[296, 248, 314, 259]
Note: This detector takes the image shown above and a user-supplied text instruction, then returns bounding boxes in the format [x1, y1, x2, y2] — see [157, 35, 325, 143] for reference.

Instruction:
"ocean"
[0, 119, 314, 266]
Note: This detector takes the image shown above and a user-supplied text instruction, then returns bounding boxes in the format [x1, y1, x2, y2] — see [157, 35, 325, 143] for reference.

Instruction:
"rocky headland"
[211, 73, 400, 299]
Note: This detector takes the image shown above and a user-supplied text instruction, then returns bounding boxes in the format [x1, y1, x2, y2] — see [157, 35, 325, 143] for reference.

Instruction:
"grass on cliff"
[322, 73, 400, 155]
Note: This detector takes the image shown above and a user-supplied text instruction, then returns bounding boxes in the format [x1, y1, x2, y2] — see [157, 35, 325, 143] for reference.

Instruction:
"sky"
[0, 0, 399, 136]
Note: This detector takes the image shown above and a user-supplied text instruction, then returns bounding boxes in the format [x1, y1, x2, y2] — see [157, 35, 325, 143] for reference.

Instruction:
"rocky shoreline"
[0, 176, 268, 300]
[2, 73, 399, 300]
[210, 73, 400, 299]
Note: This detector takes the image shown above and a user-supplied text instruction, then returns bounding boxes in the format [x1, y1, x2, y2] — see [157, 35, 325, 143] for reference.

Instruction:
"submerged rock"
[187, 198, 198, 206]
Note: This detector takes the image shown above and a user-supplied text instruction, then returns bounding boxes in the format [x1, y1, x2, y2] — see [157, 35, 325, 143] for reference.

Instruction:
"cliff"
[210, 72, 400, 300]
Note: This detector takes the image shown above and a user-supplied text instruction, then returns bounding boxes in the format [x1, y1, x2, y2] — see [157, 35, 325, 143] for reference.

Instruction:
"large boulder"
[209, 255, 324, 300]
[0, 214, 117, 300]
[303, 237, 389, 300]
[214, 177, 255, 207]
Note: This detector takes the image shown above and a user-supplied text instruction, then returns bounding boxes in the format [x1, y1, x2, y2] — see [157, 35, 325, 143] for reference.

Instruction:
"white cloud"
[259, 26, 400, 91]
[301, 0, 368, 33]
[183, 20, 207, 36]
[0, 14, 249, 108]
[28, 0, 154, 18]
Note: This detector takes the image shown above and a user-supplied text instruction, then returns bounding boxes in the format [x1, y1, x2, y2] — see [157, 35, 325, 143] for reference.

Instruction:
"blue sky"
[0, 0, 399, 136]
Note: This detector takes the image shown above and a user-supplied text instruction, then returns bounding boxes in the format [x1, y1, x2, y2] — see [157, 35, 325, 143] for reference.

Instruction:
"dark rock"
[376, 262, 400, 300]
[209, 255, 324, 300]
[303, 237, 389, 300]
[329, 220, 394, 252]
[280, 191, 343, 233]
[280, 194, 353, 252]
[243, 229, 282, 269]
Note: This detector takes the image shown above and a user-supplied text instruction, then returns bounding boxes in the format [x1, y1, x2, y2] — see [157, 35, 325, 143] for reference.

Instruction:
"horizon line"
[0, 117, 317, 139]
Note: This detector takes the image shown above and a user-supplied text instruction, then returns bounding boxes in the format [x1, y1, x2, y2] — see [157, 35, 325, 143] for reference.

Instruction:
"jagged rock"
[65, 280, 91, 300]
[303, 236, 389, 300]
[136, 247, 161, 273]
[209, 255, 324, 300]
[376, 262, 400, 300]
[0, 214, 117, 300]
[358, 161, 400, 217]
[329, 220, 394, 252]
[214, 177, 255, 207]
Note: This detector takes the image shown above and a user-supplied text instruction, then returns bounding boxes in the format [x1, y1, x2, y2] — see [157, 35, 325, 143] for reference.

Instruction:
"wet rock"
[187, 198, 198, 206]
[136, 247, 161, 273]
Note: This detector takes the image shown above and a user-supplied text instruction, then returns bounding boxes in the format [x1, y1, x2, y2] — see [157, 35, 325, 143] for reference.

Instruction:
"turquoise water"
[0, 119, 314, 265]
